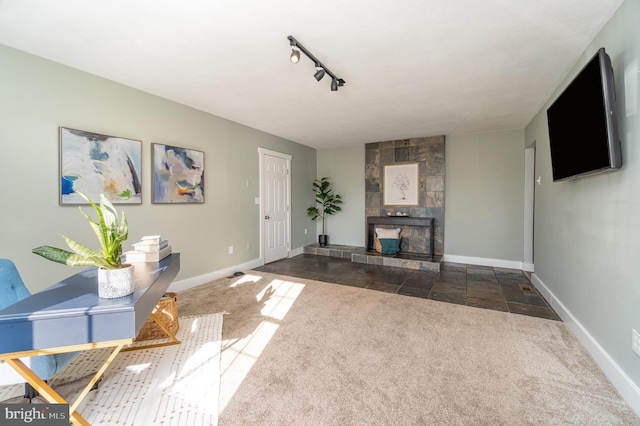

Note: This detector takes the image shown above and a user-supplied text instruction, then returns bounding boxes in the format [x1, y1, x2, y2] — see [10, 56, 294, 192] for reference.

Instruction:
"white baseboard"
[522, 262, 535, 273]
[289, 246, 304, 257]
[168, 246, 306, 293]
[531, 273, 640, 416]
[168, 257, 264, 293]
[442, 254, 524, 270]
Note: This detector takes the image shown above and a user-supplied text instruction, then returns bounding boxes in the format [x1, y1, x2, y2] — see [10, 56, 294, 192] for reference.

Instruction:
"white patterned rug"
[0, 314, 224, 426]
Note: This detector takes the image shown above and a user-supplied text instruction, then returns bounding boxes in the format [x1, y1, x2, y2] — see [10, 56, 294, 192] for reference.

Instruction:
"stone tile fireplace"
[365, 136, 445, 257]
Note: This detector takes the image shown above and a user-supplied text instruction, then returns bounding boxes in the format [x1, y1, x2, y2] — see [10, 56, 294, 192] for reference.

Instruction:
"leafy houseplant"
[307, 177, 342, 246]
[32, 192, 135, 298]
[33, 192, 128, 269]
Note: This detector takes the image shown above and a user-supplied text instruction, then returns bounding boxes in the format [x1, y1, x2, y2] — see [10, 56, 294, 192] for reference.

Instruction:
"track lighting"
[287, 35, 346, 91]
[314, 66, 325, 81]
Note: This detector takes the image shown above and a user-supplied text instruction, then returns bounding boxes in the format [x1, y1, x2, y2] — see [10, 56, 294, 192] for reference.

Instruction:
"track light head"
[290, 48, 300, 64]
[314, 66, 325, 81]
[331, 78, 338, 91]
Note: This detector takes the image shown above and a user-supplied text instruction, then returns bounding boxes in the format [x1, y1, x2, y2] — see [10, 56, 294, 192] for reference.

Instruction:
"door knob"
[265, 215, 270, 219]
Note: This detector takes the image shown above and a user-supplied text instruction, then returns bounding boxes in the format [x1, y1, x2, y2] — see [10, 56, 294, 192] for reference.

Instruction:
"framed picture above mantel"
[59, 127, 142, 205]
[383, 163, 419, 206]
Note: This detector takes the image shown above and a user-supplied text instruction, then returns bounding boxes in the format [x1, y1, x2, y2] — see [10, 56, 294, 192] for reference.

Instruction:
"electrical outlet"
[305, 228, 307, 234]
[246, 242, 251, 251]
[228, 246, 233, 255]
[632, 329, 640, 357]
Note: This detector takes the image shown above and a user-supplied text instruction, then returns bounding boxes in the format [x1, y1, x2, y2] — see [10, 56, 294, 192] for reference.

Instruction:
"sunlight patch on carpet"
[259, 279, 305, 320]
[230, 274, 263, 287]
[219, 278, 304, 412]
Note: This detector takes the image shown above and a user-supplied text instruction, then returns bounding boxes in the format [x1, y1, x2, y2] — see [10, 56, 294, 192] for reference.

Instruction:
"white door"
[260, 149, 291, 263]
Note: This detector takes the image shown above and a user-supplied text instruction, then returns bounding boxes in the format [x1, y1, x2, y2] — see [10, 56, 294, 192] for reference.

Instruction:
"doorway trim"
[258, 147, 292, 264]
[523, 143, 536, 272]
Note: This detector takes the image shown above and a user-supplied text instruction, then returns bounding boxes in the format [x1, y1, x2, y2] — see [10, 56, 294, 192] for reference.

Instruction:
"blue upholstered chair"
[0, 258, 79, 398]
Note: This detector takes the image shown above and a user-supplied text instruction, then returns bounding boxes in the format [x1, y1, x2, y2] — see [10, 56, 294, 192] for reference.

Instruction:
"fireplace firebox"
[367, 216, 434, 258]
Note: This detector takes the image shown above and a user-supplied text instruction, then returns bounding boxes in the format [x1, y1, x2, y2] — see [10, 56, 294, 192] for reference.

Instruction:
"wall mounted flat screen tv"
[546, 47, 622, 182]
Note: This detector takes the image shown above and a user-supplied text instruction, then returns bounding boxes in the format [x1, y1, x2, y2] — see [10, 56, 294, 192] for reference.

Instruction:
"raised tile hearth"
[303, 243, 442, 272]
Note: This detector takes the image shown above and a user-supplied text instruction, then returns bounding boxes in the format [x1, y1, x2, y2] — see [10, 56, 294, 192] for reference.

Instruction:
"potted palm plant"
[307, 177, 343, 246]
[32, 192, 134, 298]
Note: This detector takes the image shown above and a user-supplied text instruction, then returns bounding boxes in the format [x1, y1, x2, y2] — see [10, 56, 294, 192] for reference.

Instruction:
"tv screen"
[546, 47, 622, 181]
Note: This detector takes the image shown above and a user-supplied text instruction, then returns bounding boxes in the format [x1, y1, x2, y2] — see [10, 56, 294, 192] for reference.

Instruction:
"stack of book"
[123, 235, 172, 263]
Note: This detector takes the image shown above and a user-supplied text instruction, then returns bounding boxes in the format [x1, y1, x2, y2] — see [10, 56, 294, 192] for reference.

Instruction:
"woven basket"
[136, 292, 179, 341]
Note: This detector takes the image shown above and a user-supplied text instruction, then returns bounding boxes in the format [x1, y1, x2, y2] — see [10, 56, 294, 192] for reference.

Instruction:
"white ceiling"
[0, 0, 623, 149]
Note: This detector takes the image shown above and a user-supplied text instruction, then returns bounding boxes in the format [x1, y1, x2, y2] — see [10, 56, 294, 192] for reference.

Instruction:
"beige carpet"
[0, 314, 223, 426]
[179, 270, 640, 426]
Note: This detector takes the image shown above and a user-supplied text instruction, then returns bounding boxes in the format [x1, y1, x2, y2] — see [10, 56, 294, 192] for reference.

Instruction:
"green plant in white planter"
[307, 177, 342, 246]
[32, 192, 134, 298]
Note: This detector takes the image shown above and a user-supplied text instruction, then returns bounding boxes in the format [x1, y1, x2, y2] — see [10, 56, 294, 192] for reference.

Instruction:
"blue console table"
[0, 253, 180, 425]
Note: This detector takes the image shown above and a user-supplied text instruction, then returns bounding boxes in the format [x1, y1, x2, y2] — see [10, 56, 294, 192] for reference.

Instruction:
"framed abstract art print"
[59, 127, 142, 205]
[152, 143, 204, 203]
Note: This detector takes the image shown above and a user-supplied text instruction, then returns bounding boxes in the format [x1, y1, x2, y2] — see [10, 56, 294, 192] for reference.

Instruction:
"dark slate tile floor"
[254, 254, 560, 321]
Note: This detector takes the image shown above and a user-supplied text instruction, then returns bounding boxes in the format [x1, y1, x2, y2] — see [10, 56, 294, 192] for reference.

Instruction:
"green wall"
[316, 146, 366, 246]
[525, 0, 640, 401]
[445, 130, 525, 262]
[0, 44, 317, 292]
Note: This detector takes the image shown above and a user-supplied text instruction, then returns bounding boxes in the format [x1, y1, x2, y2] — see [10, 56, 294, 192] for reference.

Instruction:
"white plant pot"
[98, 264, 135, 299]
